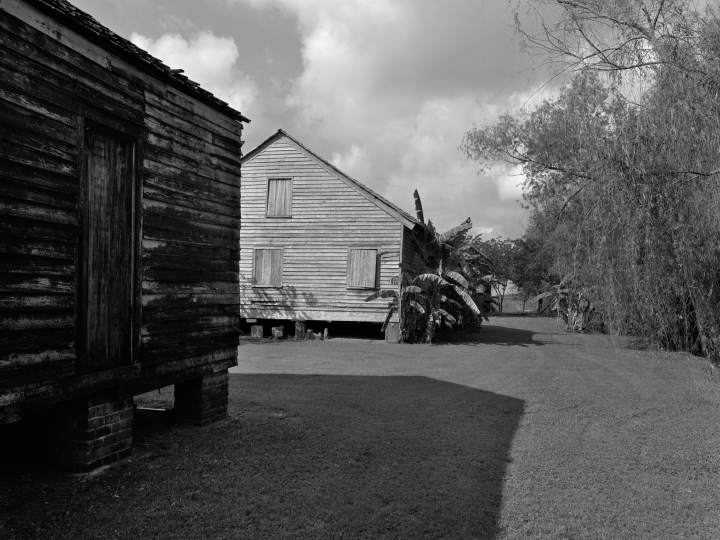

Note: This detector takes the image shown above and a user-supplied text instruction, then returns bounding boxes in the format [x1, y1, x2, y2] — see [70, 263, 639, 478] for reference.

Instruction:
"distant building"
[240, 130, 423, 339]
[0, 0, 248, 469]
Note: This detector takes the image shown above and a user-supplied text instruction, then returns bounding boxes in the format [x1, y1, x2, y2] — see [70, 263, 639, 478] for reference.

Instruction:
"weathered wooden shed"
[0, 0, 248, 469]
[240, 130, 422, 339]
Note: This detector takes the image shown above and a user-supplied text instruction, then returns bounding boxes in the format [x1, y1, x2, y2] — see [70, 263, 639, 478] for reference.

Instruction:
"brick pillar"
[52, 390, 133, 471]
[174, 369, 229, 426]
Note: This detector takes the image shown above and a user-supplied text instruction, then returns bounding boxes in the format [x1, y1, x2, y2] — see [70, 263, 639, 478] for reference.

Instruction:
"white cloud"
[233, 0, 539, 238]
[130, 30, 258, 112]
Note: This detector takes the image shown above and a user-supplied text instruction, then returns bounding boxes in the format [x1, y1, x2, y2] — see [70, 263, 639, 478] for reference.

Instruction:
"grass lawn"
[2, 316, 720, 539]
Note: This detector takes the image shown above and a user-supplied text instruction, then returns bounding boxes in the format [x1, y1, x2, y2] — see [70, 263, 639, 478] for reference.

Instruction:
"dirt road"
[232, 316, 720, 539]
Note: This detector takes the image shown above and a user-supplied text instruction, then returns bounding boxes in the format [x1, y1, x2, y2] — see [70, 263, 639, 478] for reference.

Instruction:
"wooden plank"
[143, 184, 238, 219]
[142, 198, 238, 230]
[145, 132, 240, 177]
[0, 327, 74, 350]
[142, 333, 238, 363]
[0, 61, 143, 126]
[0, 10, 143, 99]
[0, 35, 142, 111]
[0, 235, 76, 259]
[0, 274, 74, 294]
[1, 176, 76, 210]
[0, 253, 74, 275]
[144, 90, 241, 147]
[143, 252, 238, 272]
[0, 94, 77, 143]
[0, 293, 74, 310]
[142, 293, 239, 309]
[0, 134, 76, 176]
[145, 117, 240, 166]
[143, 214, 239, 245]
[0, 313, 74, 331]
[142, 304, 239, 322]
[0, 344, 75, 367]
[141, 325, 237, 348]
[142, 160, 240, 200]
[0, 80, 78, 127]
[144, 145, 239, 188]
[142, 280, 238, 295]
[143, 267, 238, 283]
[0, 196, 76, 226]
[144, 173, 239, 207]
[143, 315, 238, 335]
[142, 238, 238, 261]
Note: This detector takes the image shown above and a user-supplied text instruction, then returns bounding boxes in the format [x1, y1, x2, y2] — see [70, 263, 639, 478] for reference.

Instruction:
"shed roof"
[20, 0, 250, 123]
[242, 129, 421, 229]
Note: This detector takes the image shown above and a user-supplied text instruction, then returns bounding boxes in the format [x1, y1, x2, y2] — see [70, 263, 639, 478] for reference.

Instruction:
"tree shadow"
[436, 322, 545, 347]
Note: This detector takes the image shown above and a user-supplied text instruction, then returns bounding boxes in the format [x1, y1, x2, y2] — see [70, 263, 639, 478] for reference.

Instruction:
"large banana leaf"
[435, 308, 457, 325]
[408, 300, 425, 314]
[443, 270, 469, 289]
[381, 305, 396, 333]
[439, 217, 472, 243]
[453, 284, 480, 315]
[413, 189, 425, 224]
[414, 273, 449, 286]
[364, 290, 398, 302]
[402, 285, 423, 294]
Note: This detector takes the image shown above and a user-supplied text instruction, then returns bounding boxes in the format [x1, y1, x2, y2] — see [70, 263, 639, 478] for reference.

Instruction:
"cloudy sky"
[72, 0, 554, 238]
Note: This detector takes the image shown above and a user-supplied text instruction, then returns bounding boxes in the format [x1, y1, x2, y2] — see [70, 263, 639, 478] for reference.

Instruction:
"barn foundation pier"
[174, 369, 230, 426]
[51, 390, 134, 471]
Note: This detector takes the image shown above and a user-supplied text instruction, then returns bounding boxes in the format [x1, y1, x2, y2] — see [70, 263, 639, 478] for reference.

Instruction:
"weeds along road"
[233, 316, 720, 539]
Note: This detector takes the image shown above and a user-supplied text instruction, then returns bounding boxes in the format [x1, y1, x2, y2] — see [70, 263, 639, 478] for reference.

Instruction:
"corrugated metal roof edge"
[25, 0, 250, 124]
[242, 129, 422, 228]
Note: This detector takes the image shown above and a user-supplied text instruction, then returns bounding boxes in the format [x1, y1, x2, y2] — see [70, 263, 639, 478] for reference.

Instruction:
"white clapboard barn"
[240, 130, 422, 338]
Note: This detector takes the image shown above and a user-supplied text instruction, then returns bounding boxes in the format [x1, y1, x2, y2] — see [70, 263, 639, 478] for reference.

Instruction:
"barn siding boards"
[240, 130, 420, 323]
[0, 0, 247, 424]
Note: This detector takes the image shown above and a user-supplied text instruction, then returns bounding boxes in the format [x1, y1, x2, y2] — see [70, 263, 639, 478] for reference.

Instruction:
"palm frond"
[403, 285, 423, 294]
[414, 273, 449, 286]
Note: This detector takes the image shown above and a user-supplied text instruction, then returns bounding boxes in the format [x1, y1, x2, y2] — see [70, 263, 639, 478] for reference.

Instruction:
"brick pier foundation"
[52, 390, 133, 471]
[174, 369, 229, 426]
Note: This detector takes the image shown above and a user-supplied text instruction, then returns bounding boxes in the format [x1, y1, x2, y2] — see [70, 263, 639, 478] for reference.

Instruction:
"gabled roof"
[242, 129, 421, 229]
[18, 0, 250, 124]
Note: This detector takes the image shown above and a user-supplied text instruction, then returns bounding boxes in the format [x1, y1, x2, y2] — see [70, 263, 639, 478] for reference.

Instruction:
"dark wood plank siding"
[240, 139, 402, 322]
[0, 2, 242, 406]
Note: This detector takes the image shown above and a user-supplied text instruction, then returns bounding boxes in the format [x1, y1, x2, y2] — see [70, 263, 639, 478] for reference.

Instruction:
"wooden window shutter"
[254, 248, 283, 286]
[266, 179, 292, 216]
[347, 249, 378, 289]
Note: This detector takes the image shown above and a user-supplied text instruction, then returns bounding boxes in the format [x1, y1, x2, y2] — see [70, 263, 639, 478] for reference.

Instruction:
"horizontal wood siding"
[0, 3, 241, 404]
[241, 140, 402, 322]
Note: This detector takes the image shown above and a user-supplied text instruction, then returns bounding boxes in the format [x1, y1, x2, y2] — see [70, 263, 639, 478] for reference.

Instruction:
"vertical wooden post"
[295, 321, 306, 339]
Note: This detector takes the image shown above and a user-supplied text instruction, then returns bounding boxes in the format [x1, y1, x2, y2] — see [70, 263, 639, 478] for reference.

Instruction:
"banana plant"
[365, 190, 485, 343]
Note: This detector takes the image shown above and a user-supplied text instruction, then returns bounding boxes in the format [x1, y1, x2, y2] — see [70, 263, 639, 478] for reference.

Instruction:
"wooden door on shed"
[78, 127, 136, 373]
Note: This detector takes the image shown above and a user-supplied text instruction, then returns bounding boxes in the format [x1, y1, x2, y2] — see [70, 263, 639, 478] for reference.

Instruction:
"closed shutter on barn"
[347, 249, 378, 289]
[254, 248, 283, 286]
[266, 179, 292, 216]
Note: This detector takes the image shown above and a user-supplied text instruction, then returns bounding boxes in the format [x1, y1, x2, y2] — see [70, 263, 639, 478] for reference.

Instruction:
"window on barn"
[347, 248, 378, 289]
[254, 248, 283, 287]
[266, 178, 292, 217]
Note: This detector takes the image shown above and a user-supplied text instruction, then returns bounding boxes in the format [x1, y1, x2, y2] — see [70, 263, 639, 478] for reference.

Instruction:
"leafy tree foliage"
[463, 1, 720, 362]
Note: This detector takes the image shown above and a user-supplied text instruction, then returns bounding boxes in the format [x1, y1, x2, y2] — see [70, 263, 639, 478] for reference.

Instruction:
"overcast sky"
[72, 0, 554, 238]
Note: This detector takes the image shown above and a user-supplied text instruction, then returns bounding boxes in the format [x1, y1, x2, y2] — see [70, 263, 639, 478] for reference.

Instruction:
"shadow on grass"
[1, 375, 524, 540]
[436, 323, 545, 347]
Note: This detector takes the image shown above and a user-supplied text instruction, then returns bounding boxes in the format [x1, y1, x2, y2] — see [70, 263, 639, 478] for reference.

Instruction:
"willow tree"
[464, 1, 720, 362]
